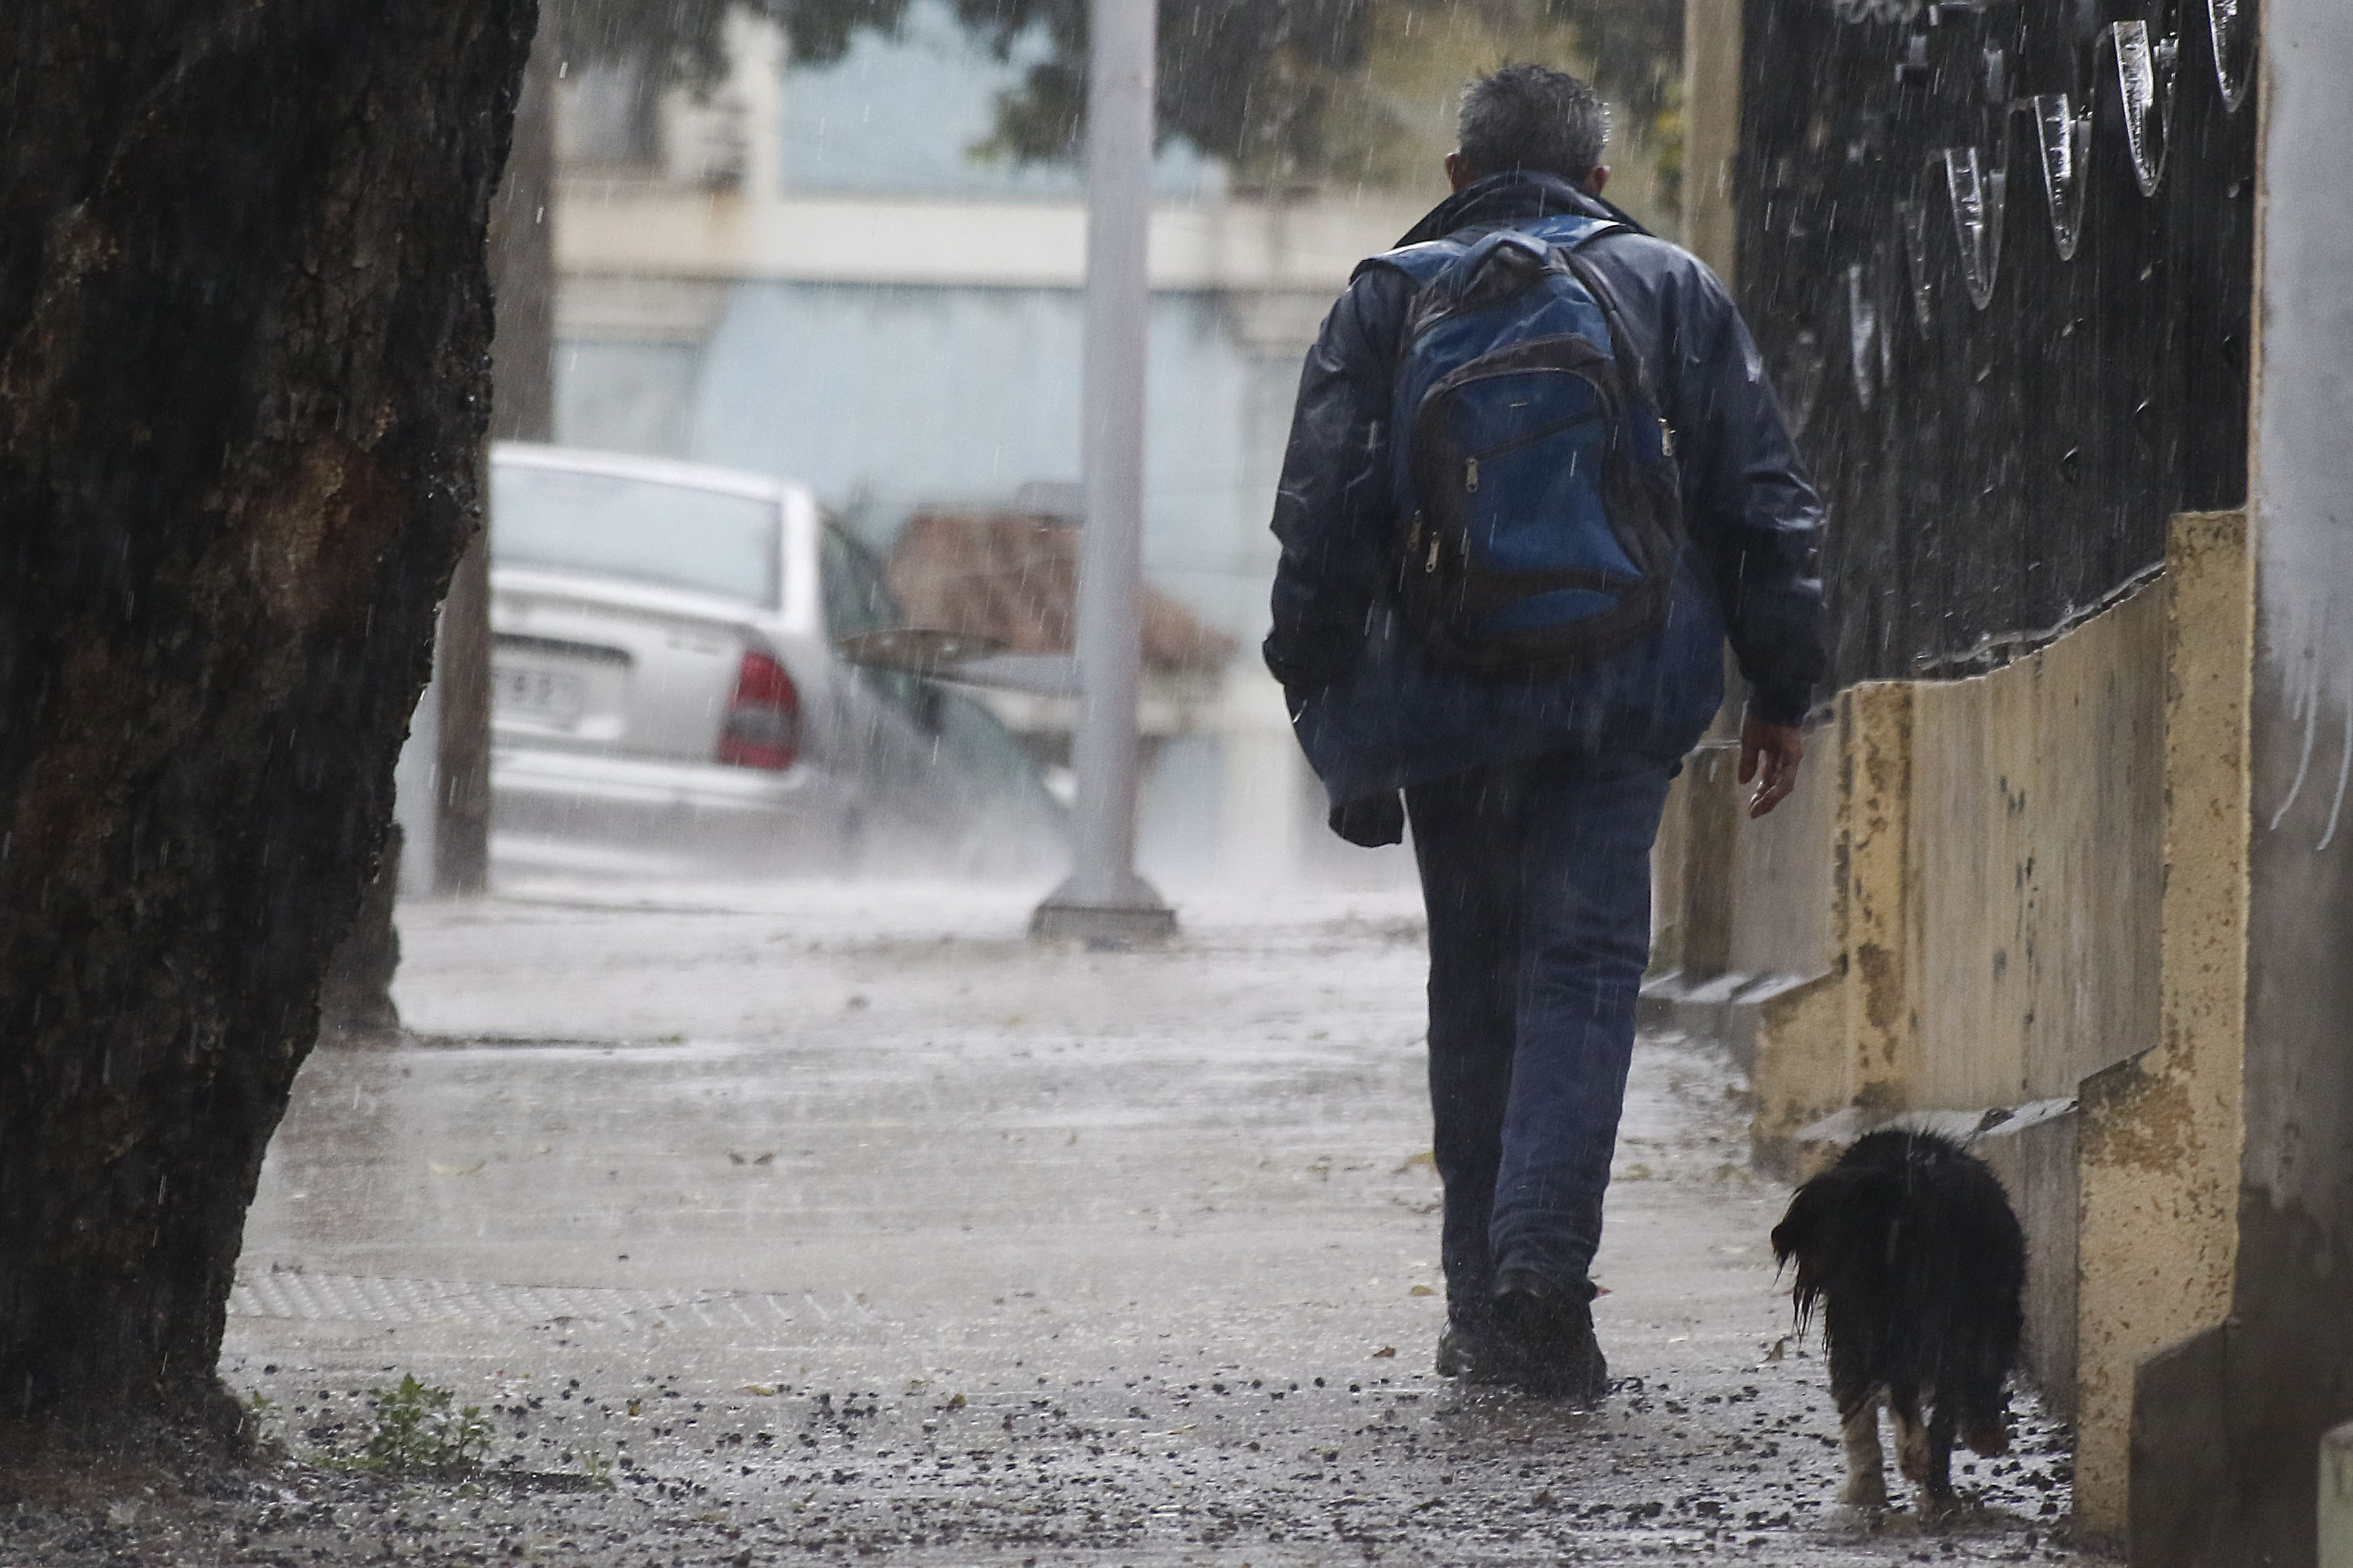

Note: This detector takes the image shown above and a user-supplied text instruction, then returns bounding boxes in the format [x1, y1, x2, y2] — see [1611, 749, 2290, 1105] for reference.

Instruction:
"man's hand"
[1739, 714, 1805, 819]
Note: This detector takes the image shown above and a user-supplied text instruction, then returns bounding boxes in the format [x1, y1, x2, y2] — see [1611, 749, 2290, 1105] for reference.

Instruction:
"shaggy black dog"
[1770, 1129, 2026, 1509]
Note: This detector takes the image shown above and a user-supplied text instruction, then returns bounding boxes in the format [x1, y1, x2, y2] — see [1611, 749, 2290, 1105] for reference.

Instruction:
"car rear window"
[491, 463, 783, 609]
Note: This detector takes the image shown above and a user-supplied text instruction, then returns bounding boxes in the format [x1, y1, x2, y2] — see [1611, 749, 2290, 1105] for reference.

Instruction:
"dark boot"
[1435, 1323, 1514, 1384]
[1491, 1277, 1608, 1404]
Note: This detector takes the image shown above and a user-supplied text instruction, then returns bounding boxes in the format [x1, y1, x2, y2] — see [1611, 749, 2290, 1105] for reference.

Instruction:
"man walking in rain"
[1266, 64, 1826, 1402]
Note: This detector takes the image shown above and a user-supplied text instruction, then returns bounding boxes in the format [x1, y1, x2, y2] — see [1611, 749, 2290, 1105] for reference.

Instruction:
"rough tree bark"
[0, 0, 535, 1425]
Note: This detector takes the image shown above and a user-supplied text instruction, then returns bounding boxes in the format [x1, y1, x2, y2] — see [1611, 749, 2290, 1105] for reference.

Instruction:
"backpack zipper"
[1458, 405, 1610, 488]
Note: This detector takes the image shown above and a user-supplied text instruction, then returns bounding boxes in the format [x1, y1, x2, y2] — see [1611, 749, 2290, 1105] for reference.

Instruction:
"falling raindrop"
[2206, 0, 2256, 112]
[1942, 147, 2005, 312]
[2033, 95, 2089, 262]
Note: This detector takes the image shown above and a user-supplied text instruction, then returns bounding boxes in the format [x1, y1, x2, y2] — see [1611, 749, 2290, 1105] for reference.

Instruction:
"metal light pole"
[1031, 0, 1175, 944]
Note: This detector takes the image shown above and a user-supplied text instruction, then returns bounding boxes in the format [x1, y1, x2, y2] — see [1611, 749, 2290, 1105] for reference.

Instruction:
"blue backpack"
[1369, 213, 1683, 679]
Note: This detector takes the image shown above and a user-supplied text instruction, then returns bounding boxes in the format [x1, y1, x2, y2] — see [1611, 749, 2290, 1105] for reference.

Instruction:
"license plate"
[493, 662, 585, 725]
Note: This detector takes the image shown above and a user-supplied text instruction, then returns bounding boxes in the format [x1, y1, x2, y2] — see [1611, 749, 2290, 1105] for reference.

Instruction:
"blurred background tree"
[545, 0, 1683, 218]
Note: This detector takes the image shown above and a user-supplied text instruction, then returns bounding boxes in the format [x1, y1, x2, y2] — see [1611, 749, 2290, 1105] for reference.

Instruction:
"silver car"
[486, 443, 1064, 879]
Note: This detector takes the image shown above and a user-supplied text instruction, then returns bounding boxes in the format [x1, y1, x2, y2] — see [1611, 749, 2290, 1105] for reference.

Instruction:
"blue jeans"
[1406, 752, 1674, 1332]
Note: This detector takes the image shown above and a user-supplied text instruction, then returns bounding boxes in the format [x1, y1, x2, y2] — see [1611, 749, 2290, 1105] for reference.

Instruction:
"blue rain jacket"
[1265, 171, 1828, 810]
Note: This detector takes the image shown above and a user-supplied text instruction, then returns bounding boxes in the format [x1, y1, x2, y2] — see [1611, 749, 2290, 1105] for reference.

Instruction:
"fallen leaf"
[428, 1159, 485, 1177]
[739, 1383, 778, 1396]
[945, 1392, 967, 1410]
[1408, 1285, 1436, 1296]
[1372, 1346, 1398, 1359]
[1394, 1150, 1437, 1174]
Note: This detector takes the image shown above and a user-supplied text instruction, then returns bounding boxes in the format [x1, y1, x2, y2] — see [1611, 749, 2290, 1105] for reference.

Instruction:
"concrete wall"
[1723, 561, 2177, 1432]
[2161, 3, 2353, 1558]
[2096, 11, 2353, 1560]
[2073, 512, 2252, 1543]
[1746, 580, 2168, 1165]
[1976, 1106, 2081, 1421]
[1721, 757, 1838, 982]
[1910, 589, 2167, 1106]
[1670, 732, 1839, 989]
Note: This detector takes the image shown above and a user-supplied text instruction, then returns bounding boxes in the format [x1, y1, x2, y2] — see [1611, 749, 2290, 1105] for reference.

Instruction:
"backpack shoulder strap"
[1553, 233, 1679, 456]
[1353, 237, 1466, 289]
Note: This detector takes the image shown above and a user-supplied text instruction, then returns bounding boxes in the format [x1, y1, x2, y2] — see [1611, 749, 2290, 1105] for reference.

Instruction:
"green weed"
[242, 1388, 284, 1448]
[564, 1444, 616, 1489]
[359, 1375, 494, 1477]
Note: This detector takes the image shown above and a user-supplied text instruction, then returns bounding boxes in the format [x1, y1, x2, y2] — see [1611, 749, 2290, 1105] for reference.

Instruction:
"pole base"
[1029, 887, 1177, 948]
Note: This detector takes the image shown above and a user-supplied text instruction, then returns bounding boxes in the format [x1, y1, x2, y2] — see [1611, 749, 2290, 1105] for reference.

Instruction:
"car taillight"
[716, 649, 801, 770]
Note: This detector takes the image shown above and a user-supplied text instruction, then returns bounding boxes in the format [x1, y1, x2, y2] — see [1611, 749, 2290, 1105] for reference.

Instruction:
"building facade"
[547, 9, 1435, 889]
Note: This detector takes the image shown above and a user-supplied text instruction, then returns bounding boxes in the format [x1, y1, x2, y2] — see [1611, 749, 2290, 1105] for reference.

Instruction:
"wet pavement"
[10, 883, 2094, 1564]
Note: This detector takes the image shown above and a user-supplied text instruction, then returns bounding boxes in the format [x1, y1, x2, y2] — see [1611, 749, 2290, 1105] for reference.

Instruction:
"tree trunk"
[433, 15, 555, 896]
[0, 0, 534, 1426]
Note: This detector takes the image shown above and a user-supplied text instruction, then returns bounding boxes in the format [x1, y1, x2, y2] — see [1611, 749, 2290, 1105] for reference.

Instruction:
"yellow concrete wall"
[1911, 589, 2166, 1105]
[1841, 680, 1926, 1114]
[1725, 731, 1841, 981]
[1748, 582, 2166, 1152]
[1678, 741, 1742, 979]
[1737, 516, 2248, 1533]
[1673, 731, 1840, 985]
[2073, 512, 2251, 1536]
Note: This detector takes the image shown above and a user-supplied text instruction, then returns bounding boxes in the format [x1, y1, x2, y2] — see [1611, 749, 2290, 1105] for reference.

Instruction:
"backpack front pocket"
[1422, 355, 1643, 586]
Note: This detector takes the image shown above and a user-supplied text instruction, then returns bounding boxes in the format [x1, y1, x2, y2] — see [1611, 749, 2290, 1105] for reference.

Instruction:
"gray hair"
[1457, 64, 1609, 183]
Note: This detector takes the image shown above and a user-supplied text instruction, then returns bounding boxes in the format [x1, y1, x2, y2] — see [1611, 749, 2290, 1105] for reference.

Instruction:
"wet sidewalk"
[21, 884, 2091, 1565]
